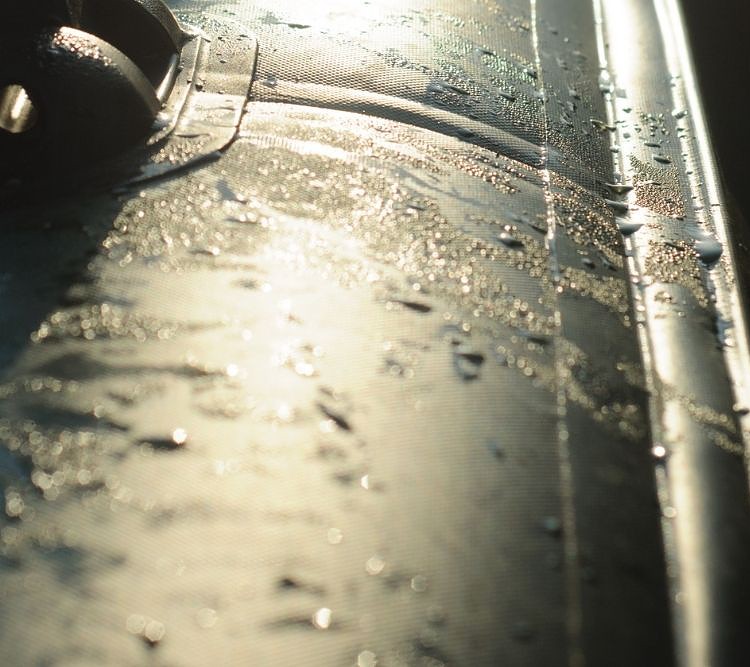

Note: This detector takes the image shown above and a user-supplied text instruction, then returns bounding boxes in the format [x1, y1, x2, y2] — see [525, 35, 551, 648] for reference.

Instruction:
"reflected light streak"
[600, 0, 737, 664]
[597, 0, 641, 88]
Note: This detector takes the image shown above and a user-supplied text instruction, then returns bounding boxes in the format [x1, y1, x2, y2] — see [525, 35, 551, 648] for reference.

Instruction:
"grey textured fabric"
[1, 1, 749, 666]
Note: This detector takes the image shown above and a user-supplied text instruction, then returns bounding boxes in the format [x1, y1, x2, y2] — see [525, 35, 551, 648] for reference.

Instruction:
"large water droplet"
[127, 615, 166, 647]
[616, 220, 643, 236]
[312, 608, 332, 630]
[498, 231, 524, 248]
[453, 344, 485, 381]
[605, 198, 629, 214]
[604, 182, 634, 196]
[590, 118, 615, 132]
[171, 428, 188, 445]
[695, 237, 723, 264]
[487, 439, 505, 458]
[366, 554, 386, 575]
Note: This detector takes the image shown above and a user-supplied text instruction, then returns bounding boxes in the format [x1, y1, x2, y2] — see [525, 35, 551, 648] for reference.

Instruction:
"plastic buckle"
[0, 0, 187, 173]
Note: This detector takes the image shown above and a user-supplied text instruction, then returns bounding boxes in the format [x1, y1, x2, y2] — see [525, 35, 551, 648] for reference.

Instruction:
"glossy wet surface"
[1, 1, 749, 666]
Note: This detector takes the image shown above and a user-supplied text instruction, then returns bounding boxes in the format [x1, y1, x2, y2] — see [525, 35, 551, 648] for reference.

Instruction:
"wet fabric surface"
[1, 1, 749, 666]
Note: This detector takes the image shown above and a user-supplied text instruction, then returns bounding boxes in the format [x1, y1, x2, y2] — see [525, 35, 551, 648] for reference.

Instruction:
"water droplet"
[616, 220, 643, 236]
[487, 439, 505, 458]
[312, 607, 332, 630]
[127, 614, 146, 635]
[276, 403, 294, 422]
[654, 155, 672, 165]
[652, 445, 667, 459]
[605, 198, 630, 214]
[498, 231, 524, 248]
[453, 344, 485, 381]
[393, 299, 432, 314]
[171, 428, 188, 446]
[542, 516, 562, 538]
[366, 555, 386, 576]
[5, 492, 24, 518]
[428, 81, 469, 96]
[140, 429, 188, 450]
[317, 403, 352, 431]
[127, 615, 165, 647]
[263, 74, 278, 88]
[604, 182, 634, 196]
[590, 118, 615, 132]
[672, 109, 687, 119]
[446, 84, 470, 96]
[294, 361, 316, 377]
[410, 575, 428, 592]
[278, 577, 300, 590]
[695, 237, 723, 264]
